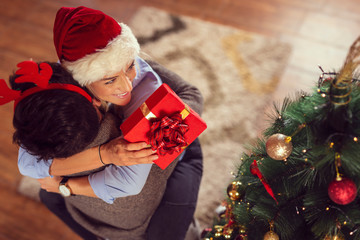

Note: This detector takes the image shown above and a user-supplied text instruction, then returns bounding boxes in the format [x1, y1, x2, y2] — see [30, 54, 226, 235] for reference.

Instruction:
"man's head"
[10, 61, 100, 160]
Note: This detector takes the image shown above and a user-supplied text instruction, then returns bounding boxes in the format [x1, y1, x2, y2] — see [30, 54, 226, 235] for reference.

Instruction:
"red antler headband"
[0, 61, 92, 109]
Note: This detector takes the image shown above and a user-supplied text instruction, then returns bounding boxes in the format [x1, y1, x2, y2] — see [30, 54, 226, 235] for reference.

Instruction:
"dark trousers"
[39, 139, 203, 240]
[147, 138, 203, 240]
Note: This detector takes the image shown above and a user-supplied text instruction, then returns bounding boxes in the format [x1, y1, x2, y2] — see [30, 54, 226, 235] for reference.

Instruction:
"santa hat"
[53, 6, 140, 86]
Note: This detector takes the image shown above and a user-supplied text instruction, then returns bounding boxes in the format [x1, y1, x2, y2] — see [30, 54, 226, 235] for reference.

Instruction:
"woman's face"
[88, 60, 137, 106]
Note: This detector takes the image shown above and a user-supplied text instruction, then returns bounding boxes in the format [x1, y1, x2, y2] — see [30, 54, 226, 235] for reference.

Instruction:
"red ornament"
[328, 177, 357, 205]
[250, 160, 278, 204]
[235, 234, 247, 240]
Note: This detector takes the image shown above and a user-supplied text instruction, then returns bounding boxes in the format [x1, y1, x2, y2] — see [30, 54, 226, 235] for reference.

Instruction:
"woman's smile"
[88, 60, 137, 106]
[114, 92, 130, 98]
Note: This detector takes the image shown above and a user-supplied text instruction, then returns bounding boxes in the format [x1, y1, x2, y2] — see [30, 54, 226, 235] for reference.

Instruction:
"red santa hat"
[53, 6, 140, 86]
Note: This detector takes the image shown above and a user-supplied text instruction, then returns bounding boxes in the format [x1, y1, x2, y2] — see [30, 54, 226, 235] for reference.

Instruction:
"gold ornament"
[263, 230, 279, 240]
[323, 232, 345, 240]
[224, 233, 232, 239]
[214, 225, 224, 239]
[238, 225, 247, 234]
[266, 133, 293, 160]
[227, 181, 244, 201]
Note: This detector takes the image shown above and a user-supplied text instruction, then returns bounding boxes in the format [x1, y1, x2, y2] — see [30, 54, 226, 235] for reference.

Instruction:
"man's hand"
[38, 176, 97, 197]
[38, 176, 62, 193]
[100, 137, 158, 166]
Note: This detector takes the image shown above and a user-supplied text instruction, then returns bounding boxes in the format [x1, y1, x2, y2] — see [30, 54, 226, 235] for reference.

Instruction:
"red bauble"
[328, 177, 357, 205]
[235, 235, 247, 240]
[250, 161, 257, 176]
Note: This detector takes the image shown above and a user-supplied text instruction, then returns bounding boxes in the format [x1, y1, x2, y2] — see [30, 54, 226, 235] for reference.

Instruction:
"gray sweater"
[64, 61, 203, 239]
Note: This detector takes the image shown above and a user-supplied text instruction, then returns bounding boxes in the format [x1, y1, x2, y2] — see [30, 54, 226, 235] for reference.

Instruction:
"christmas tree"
[202, 37, 360, 240]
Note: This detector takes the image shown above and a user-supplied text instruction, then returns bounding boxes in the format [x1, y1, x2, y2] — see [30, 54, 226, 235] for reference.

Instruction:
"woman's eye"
[127, 62, 135, 72]
[105, 79, 115, 85]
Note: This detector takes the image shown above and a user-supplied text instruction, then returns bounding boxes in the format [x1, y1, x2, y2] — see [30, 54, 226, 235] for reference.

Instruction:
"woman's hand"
[38, 176, 62, 193]
[100, 136, 158, 166]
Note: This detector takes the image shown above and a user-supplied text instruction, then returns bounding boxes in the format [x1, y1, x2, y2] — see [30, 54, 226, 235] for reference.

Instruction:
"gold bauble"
[228, 189, 240, 201]
[213, 225, 224, 239]
[323, 233, 345, 240]
[214, 232, 222, 238]
[263, 231, 279, 240]
[227, 181, 244, 201]
[238, 225, 247, 234]
[224, 233, 232, 239]
[266, 133, 293, 160]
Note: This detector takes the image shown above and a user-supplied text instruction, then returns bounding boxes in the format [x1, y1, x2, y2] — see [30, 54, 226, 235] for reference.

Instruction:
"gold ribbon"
[140, 102, 190, 121]
[140, 102, 157, 120]
[180, 104, 190, 120]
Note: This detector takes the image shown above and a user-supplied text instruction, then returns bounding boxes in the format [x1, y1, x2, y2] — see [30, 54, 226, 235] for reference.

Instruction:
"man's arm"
[88, 164, 152, 203]
[50, 137, 157, 176]
[18, 138, 157, 178]
[38, 163, 152, 204]
[18, 142, 155, 203]
[38, 175, 97, 198]
[18, 147, 53, 178]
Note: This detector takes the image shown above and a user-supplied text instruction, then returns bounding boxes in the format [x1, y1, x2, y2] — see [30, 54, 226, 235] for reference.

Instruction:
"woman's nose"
[116, 72, 133, 92]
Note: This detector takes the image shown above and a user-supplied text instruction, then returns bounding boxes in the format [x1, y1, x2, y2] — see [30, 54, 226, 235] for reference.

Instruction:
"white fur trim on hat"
[62, 23, 140, 86]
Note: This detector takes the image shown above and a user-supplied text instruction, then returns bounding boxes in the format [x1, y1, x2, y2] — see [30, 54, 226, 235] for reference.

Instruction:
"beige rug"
[18, 6, 291, 229]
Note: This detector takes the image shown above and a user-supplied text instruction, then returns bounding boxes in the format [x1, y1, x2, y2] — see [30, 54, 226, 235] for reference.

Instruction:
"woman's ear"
[92, 98, 102, 107]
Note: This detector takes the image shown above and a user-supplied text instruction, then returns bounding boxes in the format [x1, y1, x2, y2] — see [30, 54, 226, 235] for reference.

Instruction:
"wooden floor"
[0, 0, 359, 239]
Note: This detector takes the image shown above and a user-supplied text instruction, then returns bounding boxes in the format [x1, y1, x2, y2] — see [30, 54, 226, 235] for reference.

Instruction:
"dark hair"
[10, 62, 100, 160]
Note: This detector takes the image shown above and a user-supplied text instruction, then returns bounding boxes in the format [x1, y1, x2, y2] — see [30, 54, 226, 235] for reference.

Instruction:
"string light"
[335, 153, 342, 181]
[349, 228, 359, 236]
[349, 227, 359, 236]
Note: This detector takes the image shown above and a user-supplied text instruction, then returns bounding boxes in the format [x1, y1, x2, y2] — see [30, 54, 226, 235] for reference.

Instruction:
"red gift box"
[120, 83, 207, 169]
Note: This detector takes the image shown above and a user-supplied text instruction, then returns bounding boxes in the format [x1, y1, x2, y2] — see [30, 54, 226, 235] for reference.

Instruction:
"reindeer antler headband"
[0, 61, 92, 109]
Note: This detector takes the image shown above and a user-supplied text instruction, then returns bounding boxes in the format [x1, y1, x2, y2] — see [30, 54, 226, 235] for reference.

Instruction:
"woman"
[18, 6, 204, 240]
